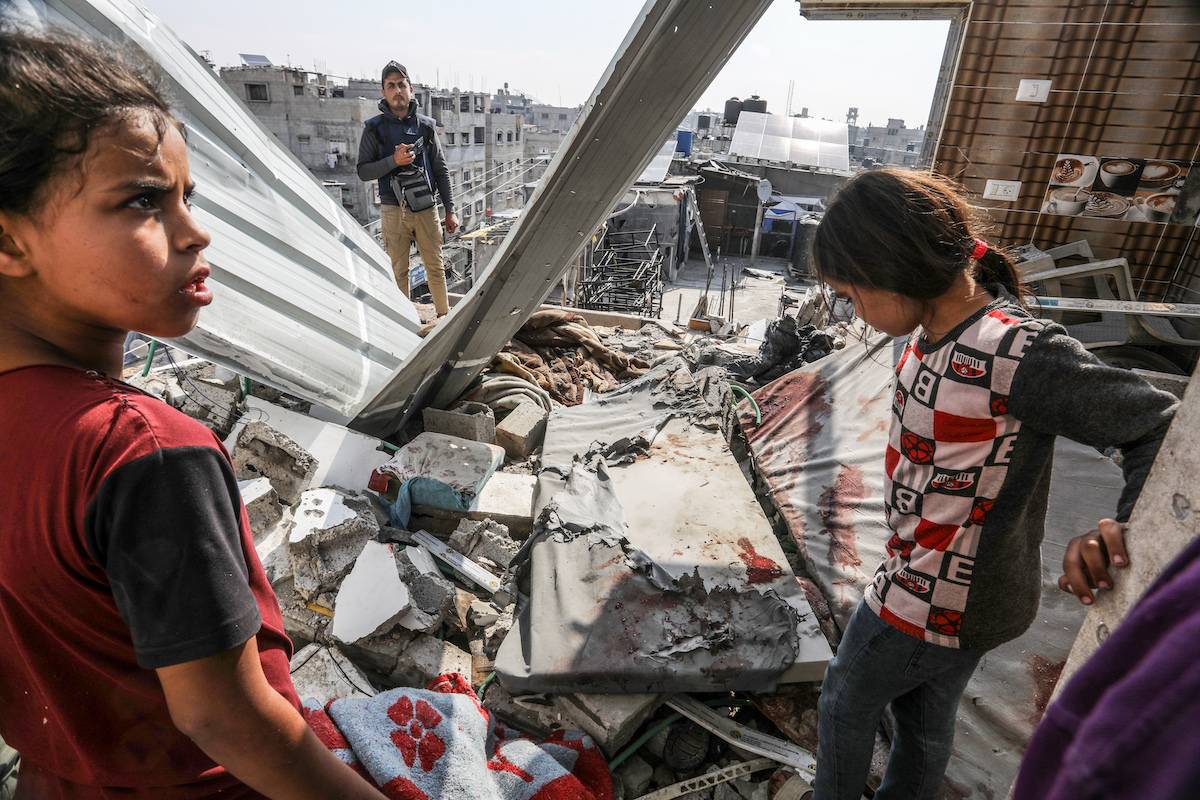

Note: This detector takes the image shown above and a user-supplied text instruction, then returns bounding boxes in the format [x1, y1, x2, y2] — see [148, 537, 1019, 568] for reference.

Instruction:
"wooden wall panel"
[935, 0, 1200, 300]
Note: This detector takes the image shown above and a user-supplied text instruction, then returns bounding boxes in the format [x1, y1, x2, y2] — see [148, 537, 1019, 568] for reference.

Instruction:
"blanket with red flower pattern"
[303, 673, 614, 800]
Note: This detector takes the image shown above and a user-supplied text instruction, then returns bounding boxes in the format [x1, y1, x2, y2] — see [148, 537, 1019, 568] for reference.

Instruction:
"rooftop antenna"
[785, 79, 794, 117]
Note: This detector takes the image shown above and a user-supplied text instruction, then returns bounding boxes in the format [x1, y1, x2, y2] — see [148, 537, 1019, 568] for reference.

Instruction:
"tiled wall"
[934, 0, 1200, 299]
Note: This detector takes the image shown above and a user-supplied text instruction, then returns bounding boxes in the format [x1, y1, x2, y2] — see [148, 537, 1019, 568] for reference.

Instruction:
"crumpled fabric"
[304, 672, 614, 800]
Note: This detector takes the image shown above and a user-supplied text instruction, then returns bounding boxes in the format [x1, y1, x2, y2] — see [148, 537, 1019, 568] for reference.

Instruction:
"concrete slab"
[331, 541, 411, 644]
[554, 692, 662, 756]
[238, 476, 282, 537]
[227, 397, 389, 496]
[608, 418, 830, 683]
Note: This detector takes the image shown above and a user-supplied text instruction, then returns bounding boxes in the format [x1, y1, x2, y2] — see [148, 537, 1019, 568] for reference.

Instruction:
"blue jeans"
[814, 601, 983, 800]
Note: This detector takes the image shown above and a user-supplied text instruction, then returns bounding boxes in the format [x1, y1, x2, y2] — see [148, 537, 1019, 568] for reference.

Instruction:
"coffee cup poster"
[1041, 154, 1200, 226]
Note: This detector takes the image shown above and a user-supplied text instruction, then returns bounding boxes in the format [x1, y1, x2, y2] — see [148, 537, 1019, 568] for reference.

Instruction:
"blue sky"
[143, 0, 950, 128]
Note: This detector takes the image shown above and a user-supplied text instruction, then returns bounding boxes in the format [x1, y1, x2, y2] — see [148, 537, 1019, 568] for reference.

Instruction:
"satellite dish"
[756, 179, 773, 203]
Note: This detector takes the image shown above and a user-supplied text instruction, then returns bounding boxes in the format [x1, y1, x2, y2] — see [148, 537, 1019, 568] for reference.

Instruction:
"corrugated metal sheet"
[14, 0, 422, 416]
[351, 0, 775, 435]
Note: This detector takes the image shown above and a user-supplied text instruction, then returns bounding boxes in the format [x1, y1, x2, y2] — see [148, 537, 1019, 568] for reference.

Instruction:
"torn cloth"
[304, 673, 613, 800]
[479, 309, 649, 407]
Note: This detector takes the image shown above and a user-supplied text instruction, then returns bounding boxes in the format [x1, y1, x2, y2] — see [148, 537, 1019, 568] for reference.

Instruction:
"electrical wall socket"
[1016, 79, 1052, 103]
[983, 180, 1022, 201]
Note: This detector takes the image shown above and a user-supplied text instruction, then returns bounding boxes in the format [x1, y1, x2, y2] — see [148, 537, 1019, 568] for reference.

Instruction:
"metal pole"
[750, 200, 766, 265]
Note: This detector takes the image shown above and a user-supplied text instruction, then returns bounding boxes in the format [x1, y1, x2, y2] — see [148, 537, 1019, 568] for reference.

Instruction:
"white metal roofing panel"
[729, 111, 850, 171]
[19, 0, 422, 416]
[635, 139, 677, 184]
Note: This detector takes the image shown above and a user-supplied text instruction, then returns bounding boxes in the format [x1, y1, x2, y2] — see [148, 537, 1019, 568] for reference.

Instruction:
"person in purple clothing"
[1013, 533, 1200, 800]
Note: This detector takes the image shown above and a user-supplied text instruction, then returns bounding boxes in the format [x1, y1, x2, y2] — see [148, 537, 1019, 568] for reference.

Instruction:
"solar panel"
[728, 111, 849, 172]
[635, 139, 676, 184]
[239, 53, 273, 67]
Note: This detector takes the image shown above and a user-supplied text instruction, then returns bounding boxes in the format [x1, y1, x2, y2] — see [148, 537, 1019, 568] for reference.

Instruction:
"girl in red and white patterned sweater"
[807, 169, 1176, 800]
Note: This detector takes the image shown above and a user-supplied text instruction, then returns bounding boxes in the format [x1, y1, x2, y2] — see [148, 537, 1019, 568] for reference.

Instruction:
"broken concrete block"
[289, 643, 376, 702]
[411, 471, 537, 538]
[447, 518, 521, 570]
[125, 373, 187, 408]
[495, 400, 548, 460]
[332, 541, 412, 645]
[389, 634, 472, 688]
[422, 401, 497, 444]
[554, 692, 663, 755]
[239, 477, 283, 537]
[469, 598, 502, 629]
[616, 755, 654, 798]
[234, 421, 318, 505]
[288, 488, 377, 602]
[482, 606, 515, 660]
[340, 627, 417, 680]
[394, 546, 457, 634]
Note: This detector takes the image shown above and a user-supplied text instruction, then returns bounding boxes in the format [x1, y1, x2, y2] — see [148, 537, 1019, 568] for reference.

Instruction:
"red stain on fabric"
[744, 372, 831, 447]
[737, 537, 784, 584]
[1028, 654, 1066, 725]
[818, 465, 865, 569]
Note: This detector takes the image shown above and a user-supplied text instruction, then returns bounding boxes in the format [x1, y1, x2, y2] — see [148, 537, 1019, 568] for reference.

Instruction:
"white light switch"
[983, 180, 1022, 201]
[1016, 79, 1052, 103]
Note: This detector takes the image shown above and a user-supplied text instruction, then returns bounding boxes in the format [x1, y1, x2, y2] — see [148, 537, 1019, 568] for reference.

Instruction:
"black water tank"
[743, 94, 767, 115]
[792, 215, 821, 275]
[697, 113, 712, 130]
[723, 97, 742, 126]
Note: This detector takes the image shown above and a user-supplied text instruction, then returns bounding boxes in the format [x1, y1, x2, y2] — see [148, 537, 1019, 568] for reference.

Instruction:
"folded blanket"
[304, 673, 614, 800]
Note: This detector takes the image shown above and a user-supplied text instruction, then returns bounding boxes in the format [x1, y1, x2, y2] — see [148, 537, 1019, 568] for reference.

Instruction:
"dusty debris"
[481, 606, 515, 660]
[480, 682, 567, 737]
[448, 518, 521, 570]
[288, 488, 377, 602]
[234, 421, 318, 505]
[379, 432, 504, 525]
[616, 754, 654, 797]
[468, 597, 503, 629]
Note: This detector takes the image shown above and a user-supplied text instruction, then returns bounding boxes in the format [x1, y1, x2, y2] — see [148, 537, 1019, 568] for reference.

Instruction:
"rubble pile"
[141, 290, 851, 797]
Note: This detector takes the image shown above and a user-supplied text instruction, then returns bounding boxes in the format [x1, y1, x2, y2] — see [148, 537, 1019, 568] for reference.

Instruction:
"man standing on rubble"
[357, 61, 457, 319]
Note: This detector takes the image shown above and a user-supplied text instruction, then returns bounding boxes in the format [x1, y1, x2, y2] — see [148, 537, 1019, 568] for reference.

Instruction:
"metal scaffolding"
[576, 226, 665, 317]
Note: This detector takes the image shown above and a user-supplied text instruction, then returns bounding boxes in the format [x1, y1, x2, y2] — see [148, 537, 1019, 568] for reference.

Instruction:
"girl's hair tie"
[971, 239, 989, 261]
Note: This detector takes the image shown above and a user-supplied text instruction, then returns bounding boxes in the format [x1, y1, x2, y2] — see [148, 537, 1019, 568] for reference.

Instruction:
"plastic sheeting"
[741, 333, 1126, 799]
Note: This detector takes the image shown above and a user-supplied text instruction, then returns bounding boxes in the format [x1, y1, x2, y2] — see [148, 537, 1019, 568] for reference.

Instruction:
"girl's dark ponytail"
[975, 247, 1027, 307]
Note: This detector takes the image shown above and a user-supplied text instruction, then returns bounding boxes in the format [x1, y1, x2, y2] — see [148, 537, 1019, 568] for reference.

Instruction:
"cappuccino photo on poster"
[1049, 154, 1099, 189]
[1043, 154, 1099, 217]
[1127, 161, 1190, 224]
[1081, 157, 1144, 219]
